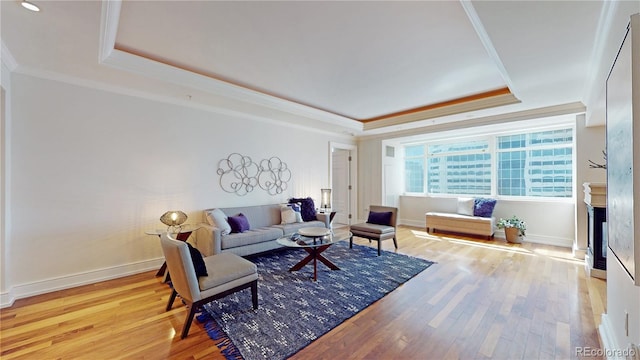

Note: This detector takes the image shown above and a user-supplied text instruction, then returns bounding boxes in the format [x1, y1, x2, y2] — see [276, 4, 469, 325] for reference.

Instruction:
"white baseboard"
[0, 291, 15, 309]
[398, 219, 573, 248]
[598, 313, 640, 360]
[0, 257, 164, 309]
[600, 313, 620, 360]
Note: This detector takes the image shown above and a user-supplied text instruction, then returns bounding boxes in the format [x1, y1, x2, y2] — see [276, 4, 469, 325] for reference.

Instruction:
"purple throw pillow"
[367, 211, 392, 226]
[228, 213, 250, 233]
[473, 198, 497, 218]
[288, 197, 317, 222]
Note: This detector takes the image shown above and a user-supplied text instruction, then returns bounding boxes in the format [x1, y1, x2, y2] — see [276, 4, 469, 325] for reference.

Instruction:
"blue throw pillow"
[473, 198, 497, 218]
[186, 242, 208, 277]
[367, 211, 392, 226]
[288, 197, 317, 222]
[228, 213, 251, 233]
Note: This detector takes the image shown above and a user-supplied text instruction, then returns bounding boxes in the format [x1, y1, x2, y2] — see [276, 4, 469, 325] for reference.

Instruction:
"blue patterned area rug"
[195, 241, 434, 360]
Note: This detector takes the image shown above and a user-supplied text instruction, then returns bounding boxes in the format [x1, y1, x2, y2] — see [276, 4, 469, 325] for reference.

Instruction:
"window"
[403, 126, 574, 198]
[497, 129, 573, 197]
[427, 140, 491, 195]
[404, 145, 424, 193]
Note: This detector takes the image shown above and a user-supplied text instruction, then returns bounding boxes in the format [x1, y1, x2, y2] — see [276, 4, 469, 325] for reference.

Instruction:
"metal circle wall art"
[217, 153, 291, 196]
[258, 157, 291, 195]
[217, 153, 260, 196]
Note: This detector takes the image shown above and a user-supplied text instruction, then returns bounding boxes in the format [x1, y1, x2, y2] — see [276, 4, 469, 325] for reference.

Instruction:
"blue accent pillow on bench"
[473, 198, 497, 218]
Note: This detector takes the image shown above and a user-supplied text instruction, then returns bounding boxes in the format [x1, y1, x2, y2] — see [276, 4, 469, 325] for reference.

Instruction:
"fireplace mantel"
[583, 182, 606, 208]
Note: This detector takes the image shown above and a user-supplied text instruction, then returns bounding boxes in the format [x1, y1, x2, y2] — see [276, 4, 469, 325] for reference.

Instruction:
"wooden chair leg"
[251, 280, 258, 309]
[349, 235, 353, 249]
[166, 290, 177, 311]
[377, 240, 381, 256]
[181, 304, 197, 339]
[393, 236, 398, 249]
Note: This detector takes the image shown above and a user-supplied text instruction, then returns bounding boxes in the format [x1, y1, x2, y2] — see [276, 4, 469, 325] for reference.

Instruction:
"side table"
[145, 224, 200, 281]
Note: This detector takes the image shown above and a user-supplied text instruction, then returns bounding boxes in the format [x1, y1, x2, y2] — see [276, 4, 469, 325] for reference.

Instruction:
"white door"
[332, 148, 351, 225]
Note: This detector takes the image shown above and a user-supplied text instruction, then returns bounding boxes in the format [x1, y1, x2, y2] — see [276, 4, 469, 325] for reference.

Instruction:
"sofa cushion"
[289, 197, 317, 222]
[367, 211, 392, 226]
[205, 208, 232, 235]
[473, 198, 497, 218]
[210, 205, 281, 229]
[280, 204, 303, 224]
[228, 213, 251, 233]
[221, 227, 284, 249]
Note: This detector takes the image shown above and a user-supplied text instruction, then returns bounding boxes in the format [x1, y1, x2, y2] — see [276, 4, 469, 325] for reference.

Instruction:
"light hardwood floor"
[0, 226, 606, 359]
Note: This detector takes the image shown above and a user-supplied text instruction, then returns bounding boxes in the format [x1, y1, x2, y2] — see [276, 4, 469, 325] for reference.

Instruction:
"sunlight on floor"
[410, 229, 533, 255]
[410, 228, 584, 265]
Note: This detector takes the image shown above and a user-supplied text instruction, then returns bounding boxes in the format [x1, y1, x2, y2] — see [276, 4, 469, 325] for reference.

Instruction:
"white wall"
[1, 57, 12, 306]
[2, 73, 352, 307]
[574, 115, 607, 258]
[356, 139, 382, 222]
[599, 11, 640, 356]
[601, 256, 640, 356]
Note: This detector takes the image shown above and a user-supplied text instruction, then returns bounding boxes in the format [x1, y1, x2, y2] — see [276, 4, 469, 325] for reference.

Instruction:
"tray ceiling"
[3, 0, 636, 135]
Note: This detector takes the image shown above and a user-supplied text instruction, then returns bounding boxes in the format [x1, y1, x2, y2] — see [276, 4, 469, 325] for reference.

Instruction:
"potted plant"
[497, 215, 526, 243]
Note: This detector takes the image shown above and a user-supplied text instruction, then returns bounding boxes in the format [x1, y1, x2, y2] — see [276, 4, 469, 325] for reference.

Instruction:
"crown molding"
[1, 41, 18, 72]
[363, 91, 520, 131]
[98, 1, 361, 133]
[98, 0, 121, 62]
[460, 0, 516, 96]
[359, 101, 585, 141]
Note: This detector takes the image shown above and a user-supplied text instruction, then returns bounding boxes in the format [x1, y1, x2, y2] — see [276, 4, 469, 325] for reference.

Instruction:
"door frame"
[329, 142, 357, 225]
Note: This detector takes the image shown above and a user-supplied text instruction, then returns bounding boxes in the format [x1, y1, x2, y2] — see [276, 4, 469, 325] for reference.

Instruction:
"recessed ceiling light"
[21, 1, 40, 12]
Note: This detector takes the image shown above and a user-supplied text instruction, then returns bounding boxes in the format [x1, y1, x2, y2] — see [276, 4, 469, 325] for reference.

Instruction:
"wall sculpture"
[217, 153, 291, 196]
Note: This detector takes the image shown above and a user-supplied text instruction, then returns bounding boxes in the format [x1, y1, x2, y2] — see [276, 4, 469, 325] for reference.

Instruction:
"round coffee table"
[277, 227, 351, 281]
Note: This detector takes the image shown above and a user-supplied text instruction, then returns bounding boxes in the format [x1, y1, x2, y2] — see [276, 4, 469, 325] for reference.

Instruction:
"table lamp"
[320, 188, 332, 212]
[160, 210, 187, 232]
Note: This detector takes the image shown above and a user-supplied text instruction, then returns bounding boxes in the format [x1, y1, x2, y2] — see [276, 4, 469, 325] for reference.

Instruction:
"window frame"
[401, 124, 575, 201]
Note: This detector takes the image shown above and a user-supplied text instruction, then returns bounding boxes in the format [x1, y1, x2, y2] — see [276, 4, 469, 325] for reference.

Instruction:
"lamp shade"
[320, 188, 332, 209]
[160, 211, 188, 227]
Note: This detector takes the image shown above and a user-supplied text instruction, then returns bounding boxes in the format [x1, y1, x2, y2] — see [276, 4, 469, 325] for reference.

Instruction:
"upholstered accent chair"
[160, 232, 258, 339]
[349, 205, 398, 256]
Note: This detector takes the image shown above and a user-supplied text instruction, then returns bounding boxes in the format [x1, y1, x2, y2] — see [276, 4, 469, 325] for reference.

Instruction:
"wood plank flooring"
[0, 226, 606, 359]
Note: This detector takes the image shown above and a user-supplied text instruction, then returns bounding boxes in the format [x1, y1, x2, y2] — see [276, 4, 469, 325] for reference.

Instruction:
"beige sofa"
[195, 204, 330, 257]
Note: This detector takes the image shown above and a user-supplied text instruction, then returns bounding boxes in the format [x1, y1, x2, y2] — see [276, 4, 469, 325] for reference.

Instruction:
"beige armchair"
[349, 205, 398, 256]
[160, 232, 258, 339]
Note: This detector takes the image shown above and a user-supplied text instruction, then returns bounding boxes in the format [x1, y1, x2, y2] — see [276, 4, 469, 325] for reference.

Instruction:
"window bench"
[425, 212, 495, 240]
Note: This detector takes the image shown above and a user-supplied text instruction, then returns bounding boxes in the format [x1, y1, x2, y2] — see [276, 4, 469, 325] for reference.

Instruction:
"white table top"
[276, 229, 351, 249]
[297, 227, 331, 237]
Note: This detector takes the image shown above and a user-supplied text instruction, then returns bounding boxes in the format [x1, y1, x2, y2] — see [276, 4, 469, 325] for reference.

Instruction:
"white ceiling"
[2, 1, 639, 136]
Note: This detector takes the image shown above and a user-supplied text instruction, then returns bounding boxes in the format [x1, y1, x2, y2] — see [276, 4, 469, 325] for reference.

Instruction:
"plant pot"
[505, 227, 523, 243]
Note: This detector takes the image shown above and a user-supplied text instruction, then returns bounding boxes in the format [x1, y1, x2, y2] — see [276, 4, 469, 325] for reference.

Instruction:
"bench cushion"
[426, 212, 495, 237]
